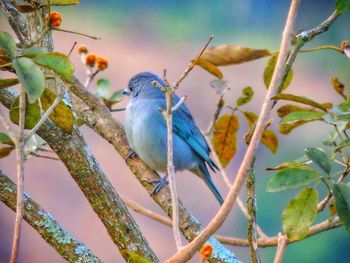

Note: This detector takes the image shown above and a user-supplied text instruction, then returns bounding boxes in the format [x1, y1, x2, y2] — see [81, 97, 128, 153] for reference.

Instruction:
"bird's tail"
[192, 163, 224, 205]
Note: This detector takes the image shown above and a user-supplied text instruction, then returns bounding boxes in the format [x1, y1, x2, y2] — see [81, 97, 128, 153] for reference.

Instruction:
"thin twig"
[168, 1, 300, 261]
[52, 28, 101, 40]
[110, 108, 126, 112]
[68, 41, 77, 57]
[31, 153, 60, 161]
[10, 87, 26, 263]
[273, 233, 288, 263]
[84, 70, 100, 89]
[205, 95, 224, 136]
[25, 87, 64, 143]
[173, 35, 214, 90]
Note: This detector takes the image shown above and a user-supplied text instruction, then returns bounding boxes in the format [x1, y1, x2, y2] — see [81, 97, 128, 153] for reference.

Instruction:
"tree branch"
[0, 172, 103, 263]
[273, 233, 288, 263]
[168, 0, 301, 261]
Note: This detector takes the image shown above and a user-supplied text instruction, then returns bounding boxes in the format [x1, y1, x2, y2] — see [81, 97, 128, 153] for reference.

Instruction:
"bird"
[123, 72, 224, 205]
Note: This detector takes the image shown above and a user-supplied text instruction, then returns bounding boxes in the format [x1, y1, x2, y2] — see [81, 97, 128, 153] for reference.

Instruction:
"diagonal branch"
[168, 0, 301, 261]
[0, 172, 103, 263]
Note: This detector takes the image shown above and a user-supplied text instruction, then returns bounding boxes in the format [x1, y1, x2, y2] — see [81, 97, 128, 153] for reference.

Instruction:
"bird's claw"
[149, 175, 168, 195]
[125, 150, 137, 162]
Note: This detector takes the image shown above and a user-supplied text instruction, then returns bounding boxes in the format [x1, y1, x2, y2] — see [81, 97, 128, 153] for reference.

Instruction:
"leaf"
[336, 0, 350, 13]
[120, 250, 153, 263]
[261, 129, 278, 154]
[22, 47, 48, 58]
[202, 45, 270, 66]
[32, 53, 74, 82]
[9, 95, 41, 129]
[266, 166, 320, 192]
[277, 104, 322, 118]
[0, 146, 14, 159]
[279, 121, 313, 135]
[12, 57, 45, 103]
[236, 86, 254, 106]
[333, 183, 350, 233]
[281, 111, 324, 125]
[195, 58, 223, 79]
[264, 54, 293, 90]
[335, 138, 350, 151]
[242, 111, 278, 153]
[0, 78, 19, 89]
[282, 188, 318, 241]
[0, 132, 14, 146]
[210, 79, 230, 95]
[273, 93, 329, 111]
[305, 147, 331, 174]
[40, 0, 80, 6]
[211, 114, 239, 167]
[110, 89, 124, 102]
[40, 88, 74, 133]
[0, 32, 17, 59]
[266, 161, 305, 171]
[332, 76, 346, 98]
[96, 79, 111, 98]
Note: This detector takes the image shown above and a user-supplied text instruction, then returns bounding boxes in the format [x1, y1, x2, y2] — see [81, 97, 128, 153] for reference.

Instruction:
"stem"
[173, 35, 213, 90]
[165, 86, 183, 250]
[52, 28, 101, 40]
[10, 87, 26, 263]
[247, 160, 261, 263]
[205, 95, 224, 136]
[300, 45, 343, 54]
[0, 62, 12, 68]
[168, 1, 300, 261]
[273, 233, 288, 263]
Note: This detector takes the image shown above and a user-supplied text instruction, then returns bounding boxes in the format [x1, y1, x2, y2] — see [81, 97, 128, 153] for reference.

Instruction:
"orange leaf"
[211, 114, 239, 167]
[261, 129, 278, 154]
[195, 58, 223, 79]
[202, 45, 270, 66]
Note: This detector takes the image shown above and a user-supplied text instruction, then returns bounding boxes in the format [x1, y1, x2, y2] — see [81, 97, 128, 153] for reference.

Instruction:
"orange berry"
[85, 53, 97, 67]
[78, 45, 88, 55]
[48, 11, 62, 28]
[96, 57, 108, 71]
[200, 244, 213, 259]
[341, 40, 350, 50]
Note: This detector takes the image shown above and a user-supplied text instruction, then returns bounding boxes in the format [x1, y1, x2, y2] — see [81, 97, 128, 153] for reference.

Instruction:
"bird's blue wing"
[172, 96, 218, 171]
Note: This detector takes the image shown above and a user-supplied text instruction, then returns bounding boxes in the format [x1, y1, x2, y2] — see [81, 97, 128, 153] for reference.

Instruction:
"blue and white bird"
[123, 72, 224, 205]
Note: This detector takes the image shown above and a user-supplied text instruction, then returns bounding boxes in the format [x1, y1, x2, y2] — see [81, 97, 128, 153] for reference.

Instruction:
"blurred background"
[1, 0, 350, 262]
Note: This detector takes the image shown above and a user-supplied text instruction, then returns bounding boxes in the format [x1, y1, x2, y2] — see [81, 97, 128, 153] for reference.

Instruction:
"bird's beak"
[122, 88, 130, 96]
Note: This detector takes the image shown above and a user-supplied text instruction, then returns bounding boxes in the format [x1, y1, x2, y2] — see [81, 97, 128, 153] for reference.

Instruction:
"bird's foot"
[149, 174, 168, 195]
[125, 150, 137, 162]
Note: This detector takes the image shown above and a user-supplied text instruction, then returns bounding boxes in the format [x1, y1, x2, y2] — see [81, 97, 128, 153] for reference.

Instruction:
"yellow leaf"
[277, 104, 323, 118]
[332, 76, 346, 99]
[261, 129, 278, 154]
[264, 54, 293, 90]
[0, 146, 14, 158]
[211, 114, 239, 167]
[279, 121, 310, 135]
[195, 58, 223, 79]
[202, 45, 270, 66]
[40, 88, 74, 133]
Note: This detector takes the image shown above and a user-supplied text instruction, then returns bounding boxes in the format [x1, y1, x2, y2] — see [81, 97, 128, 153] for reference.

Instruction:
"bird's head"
[123, 72, 166, 100]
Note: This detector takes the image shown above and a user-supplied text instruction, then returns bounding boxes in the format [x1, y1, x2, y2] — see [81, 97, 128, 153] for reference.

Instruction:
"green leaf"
[0, 146, 14, 159]
[264, 54, 293, 90]
[305, 147, 331, 174]
[211, 114, 239, 167]
[32, 53, 74, 81]
[0, 78, 19, 89]
[335, 138, 350, 151]
[281, 111, 324, 125]
[272, 93, 329, 111]
[9, 95, 41, 129]
[266, 166, 320, 192]
[40, 88, 74, 133]
[96, 79, 111, 98]
[0, 32, 17, 59]
[282, 188, 318, 241]
[22, 47, 48, 58]
[0, 132, 14, 146]
[12, 57, 45, 103]
[266, 161, 305, 171]
[110, 89, 124, 102]
[333, 183, 350, 233]
[236, 86, 254, 106]
[40, 0, 80, 6]
[336, 0, 350, 13]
